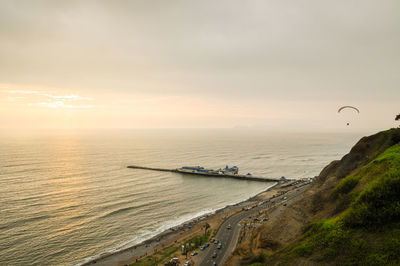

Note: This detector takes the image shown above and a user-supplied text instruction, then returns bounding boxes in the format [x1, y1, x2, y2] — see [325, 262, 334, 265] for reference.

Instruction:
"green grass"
[332, 175, 360, 197]
[240, 253, 268, 265]
[277, 219, 400, 265]
[131, 245, 180, 266]
[342, 144, 400, 229]
[263, 142, 400, 265]
[131, 229, 213, 266]
[343, 169, 400, 229]
[290, 220, 349, 261]
[183, 229, 213, 253]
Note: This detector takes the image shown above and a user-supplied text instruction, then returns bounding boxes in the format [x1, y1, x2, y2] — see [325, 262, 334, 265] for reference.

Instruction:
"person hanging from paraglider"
[338, 106, 359, 126]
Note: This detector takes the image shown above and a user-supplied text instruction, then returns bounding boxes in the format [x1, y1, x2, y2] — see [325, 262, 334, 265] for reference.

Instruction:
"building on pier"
[179, 165, 239, 175]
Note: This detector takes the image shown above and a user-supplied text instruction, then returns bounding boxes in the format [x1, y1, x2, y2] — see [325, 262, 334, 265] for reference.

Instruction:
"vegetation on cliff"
[240, 129, 400, 266]
[286, 144, 400, 265]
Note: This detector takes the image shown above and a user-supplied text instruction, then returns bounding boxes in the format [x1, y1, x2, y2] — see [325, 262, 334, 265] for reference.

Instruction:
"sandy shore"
[81, 180, 304, 266]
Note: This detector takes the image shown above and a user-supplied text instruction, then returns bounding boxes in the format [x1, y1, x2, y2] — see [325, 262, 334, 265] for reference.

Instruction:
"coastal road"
[196, 183, 309, 266]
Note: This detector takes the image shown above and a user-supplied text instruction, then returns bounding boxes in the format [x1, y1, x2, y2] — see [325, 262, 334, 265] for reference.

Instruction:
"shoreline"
[79, 181, 290, 266]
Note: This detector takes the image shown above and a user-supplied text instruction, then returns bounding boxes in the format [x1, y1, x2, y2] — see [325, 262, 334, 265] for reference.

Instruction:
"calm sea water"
[0, 129, 361, 265]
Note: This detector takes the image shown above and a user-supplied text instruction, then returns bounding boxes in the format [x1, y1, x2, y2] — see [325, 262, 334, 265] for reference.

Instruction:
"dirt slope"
[226, 128, 400, 266]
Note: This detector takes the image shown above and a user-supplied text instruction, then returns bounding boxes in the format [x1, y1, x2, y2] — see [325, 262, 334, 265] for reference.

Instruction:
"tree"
[204, 222, 210, 236]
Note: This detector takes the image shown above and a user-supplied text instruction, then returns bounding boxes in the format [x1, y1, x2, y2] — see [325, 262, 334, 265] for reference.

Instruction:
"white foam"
[75, 182, 277, 266]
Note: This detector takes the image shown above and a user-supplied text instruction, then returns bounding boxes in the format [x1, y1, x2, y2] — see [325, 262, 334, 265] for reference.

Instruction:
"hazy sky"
[0, 0, 399, 132]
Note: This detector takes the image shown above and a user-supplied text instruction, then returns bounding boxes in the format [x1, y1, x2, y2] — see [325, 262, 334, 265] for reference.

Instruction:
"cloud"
[2, 86, 94, 109]
[43, 93, 93, 101]
[29, 101, 93, 109]
[7, 90, 40, 95]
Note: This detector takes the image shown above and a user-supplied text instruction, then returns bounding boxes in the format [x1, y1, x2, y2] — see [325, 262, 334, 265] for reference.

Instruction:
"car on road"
[217, 243, 222, 249]
[191, 251, 198, 256]
[212, 252, 217, 258]
[213, 262, 217, 266]
[170, 257, 179, 264]
[227, 224, 231, 229]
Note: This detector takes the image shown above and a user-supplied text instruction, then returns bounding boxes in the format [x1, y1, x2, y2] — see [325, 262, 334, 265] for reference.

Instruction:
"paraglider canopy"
[338, 106, 359, 126]
[338, 106, 360, 113]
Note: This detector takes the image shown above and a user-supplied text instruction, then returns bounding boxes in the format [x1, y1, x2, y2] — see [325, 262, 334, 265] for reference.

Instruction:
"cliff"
[227, 128, 400, 266]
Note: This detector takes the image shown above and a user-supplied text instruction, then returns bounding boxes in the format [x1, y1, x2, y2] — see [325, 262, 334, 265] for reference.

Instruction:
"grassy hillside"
[237, 129, 400, 266]
[264, 142, 400, 265]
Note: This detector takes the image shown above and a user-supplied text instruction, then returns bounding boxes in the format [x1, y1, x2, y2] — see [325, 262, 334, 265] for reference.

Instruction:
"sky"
[0, 0, 399, 132]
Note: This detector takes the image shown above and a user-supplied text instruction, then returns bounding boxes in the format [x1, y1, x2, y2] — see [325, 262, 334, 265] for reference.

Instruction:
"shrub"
[365, 254, 387, 266]
[293, 243, 313, 257]
[241, 253, 267, 265]
[183, 230, 211, 252]
[343, 170, 400, 229]
[332, 176, 359, 198]
[249, 263, 264, 266]
[383, 228, 400, 263]
[291, 220, 349, 261]
[334, 191, 359, 214]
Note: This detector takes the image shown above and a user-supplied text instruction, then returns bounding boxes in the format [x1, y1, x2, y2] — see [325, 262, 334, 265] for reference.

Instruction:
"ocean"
[0, 129, 361, 265]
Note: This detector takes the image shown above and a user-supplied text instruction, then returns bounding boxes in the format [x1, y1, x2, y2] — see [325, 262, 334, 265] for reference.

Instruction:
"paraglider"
[338, 106, 360, 113]
[396, 114, 400, 121]
[338, 106, 359, 126]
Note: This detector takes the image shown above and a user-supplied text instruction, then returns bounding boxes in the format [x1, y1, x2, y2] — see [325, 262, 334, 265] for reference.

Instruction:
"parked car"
[227, 224, 231, 229]
[212, 252, 217, 258]
[217, 243, 222, 249]
[170, 257, 180, 264]
[191, 251, 198, 256]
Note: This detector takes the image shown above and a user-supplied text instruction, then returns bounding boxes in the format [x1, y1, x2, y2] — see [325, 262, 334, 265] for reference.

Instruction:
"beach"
[82, 179, 309, 266]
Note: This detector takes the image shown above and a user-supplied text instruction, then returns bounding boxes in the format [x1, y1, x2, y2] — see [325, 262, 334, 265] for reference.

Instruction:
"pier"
[127, 165, 285, 183]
